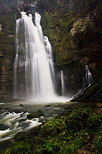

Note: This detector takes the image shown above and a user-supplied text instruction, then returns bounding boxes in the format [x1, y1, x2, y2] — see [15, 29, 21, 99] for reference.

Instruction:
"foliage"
[4, 142, 31, 154]
[34, 108, 102, 153]
[40, 0, 102, 78]
[72, 79, 102, 103]
[4, 108, 102, 154]
[42, 10, 77, 66]
[93, 128, 102, 154]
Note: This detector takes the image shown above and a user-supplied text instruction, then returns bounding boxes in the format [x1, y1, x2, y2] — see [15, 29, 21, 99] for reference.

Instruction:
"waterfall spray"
[14, 12, 55, 100]
[13, 12, 69, 102]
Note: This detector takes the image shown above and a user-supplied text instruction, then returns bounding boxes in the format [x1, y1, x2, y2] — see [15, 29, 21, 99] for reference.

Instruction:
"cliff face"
[36, 0, 102, 94]
[40, 0, 102, 81]
[0, 0, 16, 97]
[0, 0, 17, 13]
[0, 0, 102, 98]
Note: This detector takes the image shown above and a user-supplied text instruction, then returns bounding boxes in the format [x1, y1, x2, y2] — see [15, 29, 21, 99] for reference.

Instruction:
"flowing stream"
[0, 109, 41, 142]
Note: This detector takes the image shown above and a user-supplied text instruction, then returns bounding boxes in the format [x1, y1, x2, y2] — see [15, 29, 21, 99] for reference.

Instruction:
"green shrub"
[41, 118, 66, 137]
[65, 108, 92, 131]
[4, 142, 31, 154]
[93, 128, 102, 154]
[4, 108, 102, 154]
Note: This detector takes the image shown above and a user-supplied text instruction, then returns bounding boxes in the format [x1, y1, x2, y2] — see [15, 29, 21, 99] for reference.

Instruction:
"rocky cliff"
[40, 0, 102, 92]
[0, 0, 102, 98]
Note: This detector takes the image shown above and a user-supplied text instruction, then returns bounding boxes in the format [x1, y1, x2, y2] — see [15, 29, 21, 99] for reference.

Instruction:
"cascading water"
[14, 12, 56, 101]
[0, 111, 41, 142]
[44, 36, 55, 85]
[74, 65, 93, 97]
[83, 65, 93, 89]
[61, 70, 65, 96]
[14, 12, 69, 102]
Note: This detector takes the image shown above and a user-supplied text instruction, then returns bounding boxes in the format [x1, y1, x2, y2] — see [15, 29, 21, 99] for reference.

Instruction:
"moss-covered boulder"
[14, 132, 30, 141]
[72, 79, 102, 103]
[27, 110, 43, 119]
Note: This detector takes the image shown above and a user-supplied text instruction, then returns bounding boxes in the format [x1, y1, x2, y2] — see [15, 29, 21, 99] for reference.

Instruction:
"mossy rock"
[0, 124, 9, 130]
[30, 125, 41, 137]
[14, 132, 30, 141]
[72, 79, 102, 103]
[4, 142, 31, 154]
[27, 110, 43, 119]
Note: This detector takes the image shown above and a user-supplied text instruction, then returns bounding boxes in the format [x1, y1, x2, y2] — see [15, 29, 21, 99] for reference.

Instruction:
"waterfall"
[61, 70, 65, 96]
[74, 65, 93, 97]
[81, 65, 93, 93]
[44, 36, 55, 86]
[84, 65, 93, 88]
[14, 12, 56, 101]
[13, 11, 70, 103]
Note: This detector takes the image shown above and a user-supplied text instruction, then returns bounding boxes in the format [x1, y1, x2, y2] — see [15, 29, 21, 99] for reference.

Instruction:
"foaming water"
[14, 11, 70, 103]
[27, 97, 71, 104]
[0, 112, 41, 142]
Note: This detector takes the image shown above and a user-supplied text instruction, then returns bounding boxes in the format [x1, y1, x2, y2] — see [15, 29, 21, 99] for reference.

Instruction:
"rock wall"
[0, 0, 102, 98]
[41, 0, 102, 82]
[0, 1, 16, 98]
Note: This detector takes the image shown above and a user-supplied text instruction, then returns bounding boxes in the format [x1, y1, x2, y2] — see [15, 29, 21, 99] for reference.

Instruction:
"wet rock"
[39, 116, 45, 123]
[27, 110, 43, 119]
[0, 141, 12, 153]
[0, 124, 9, 130]
[45, 105, 51, 107]
[9, 109, 21, 113]
[30, 125, 41, 137]
[20, 104, 24, 107]
[14, 132, 30, 141]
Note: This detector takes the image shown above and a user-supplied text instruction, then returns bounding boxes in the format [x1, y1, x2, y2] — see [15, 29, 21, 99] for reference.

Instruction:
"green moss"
[27, 110, 43, 119]
[4, 108, 102, 154]
[34, 108, 101, 153]
[72, 79, 102, 103]
[42, 10, 77, 66]
[93, 128, 102, 154]
[4, 142, 31, 154]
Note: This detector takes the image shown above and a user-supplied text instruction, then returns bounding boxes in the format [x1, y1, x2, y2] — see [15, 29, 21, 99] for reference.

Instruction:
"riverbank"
[0, 78, 102, 153]
[0, 99, 101, 154]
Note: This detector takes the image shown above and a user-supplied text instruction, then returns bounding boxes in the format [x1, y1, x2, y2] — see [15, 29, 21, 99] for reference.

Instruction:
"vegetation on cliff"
[39, 0, 102, 81]
[72, 79, 102, 104]
[0, 0, 102, 97]
[0, 11, 15, 97]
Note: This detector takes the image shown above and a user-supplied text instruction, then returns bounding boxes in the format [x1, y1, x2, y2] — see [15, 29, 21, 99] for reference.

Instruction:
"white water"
[14, 12, 69, 102]
[74, 65, 93, 97]
[83, 65, 93, 88]
[61, 70, 65, 96]
[0, 112, 41, 142]
[14, 12, 55, 100]
[44, 36, 56, 89]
